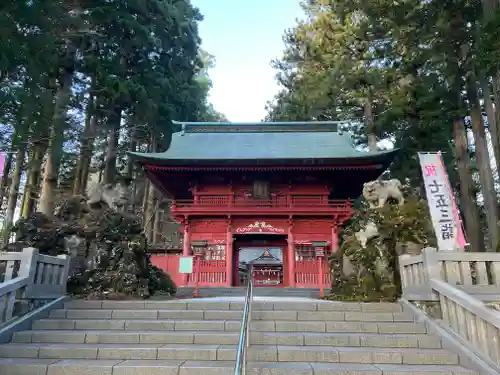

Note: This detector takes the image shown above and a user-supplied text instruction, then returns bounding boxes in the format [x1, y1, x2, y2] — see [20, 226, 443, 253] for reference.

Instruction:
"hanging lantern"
[191, 240, 207, 256]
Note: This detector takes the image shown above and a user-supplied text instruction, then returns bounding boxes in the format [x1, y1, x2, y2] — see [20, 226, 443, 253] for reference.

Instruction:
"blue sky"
[191, 0, 304, 121]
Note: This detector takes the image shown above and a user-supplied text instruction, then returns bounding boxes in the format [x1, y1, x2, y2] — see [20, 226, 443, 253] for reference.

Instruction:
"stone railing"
[430, 279, 500, 367]
[0, 248, 70, 325]
[399, 247, 500, 301]
[399, 247, 500, 370]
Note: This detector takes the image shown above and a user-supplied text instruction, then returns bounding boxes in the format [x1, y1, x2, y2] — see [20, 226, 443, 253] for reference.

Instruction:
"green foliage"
[265, 0, 475, 192]
[11, 213, 67, 255]
[149, 265, 177, 295]
[0, 0, 225, 172]
[478, 9, 500, 75]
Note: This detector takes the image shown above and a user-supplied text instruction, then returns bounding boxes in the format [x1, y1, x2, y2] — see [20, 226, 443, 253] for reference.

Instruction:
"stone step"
[12, 330, 240, 345]
[32, 318, 428, 333]
[12, 329, 442, 348]
[48, 308, 414, 322]
[0, 359, 479, 375]
[63, 300, 404, 313]
[0, 343, 460, 364]
[32, 319, 242, 331]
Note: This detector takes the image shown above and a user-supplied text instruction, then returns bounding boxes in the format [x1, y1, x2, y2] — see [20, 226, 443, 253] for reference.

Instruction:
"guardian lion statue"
[362, 179, 404, 208]
[86, 172, 130, 210]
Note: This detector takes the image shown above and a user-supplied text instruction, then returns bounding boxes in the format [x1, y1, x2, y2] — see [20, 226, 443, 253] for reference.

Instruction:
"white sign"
[418, 152, 459, 251]
[178, 256, 193, 274]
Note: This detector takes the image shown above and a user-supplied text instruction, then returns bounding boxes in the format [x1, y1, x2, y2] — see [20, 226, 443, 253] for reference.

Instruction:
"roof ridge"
[174, 122, 341, 134]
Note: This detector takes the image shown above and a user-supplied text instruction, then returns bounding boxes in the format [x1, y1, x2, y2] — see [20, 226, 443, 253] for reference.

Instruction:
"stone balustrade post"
[57, 254, 71, 295]
[422, 247, 441, 300]
[17, 247, 39, 298]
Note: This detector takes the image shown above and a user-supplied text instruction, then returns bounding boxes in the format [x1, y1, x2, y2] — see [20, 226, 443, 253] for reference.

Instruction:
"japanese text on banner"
[418, 153, 458, 251]
[424, 165, 454, 241]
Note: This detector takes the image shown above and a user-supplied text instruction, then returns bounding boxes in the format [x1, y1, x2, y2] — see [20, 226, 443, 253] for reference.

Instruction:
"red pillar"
[331, 224, 339, 253]
[183, 222, 191, 256]
[182, 221, 191, 286]
[226, 222, 233, 286]
[287, 222, 295, 287]
[318, 253, 324, 297]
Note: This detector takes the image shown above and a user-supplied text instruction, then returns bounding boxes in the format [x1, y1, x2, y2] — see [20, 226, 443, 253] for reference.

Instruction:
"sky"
[191, 0, 304, 122]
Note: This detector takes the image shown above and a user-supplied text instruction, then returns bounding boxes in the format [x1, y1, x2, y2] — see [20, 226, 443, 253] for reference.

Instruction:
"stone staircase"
[0, 298, 478, 374]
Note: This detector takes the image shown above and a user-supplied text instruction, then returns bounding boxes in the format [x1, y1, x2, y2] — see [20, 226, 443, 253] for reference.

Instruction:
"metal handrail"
[234, 265, 254, 375]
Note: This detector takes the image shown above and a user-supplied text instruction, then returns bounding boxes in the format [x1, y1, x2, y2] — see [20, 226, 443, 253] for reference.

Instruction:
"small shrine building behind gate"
[132, 121, 398, 290]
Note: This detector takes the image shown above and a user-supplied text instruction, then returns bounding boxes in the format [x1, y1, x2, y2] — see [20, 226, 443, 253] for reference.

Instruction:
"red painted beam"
[145, 164, 380, 172]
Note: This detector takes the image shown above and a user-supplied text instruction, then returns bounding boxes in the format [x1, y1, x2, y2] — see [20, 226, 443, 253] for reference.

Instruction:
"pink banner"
[436, 152, 467, 248]
[419, 151, 467, 250]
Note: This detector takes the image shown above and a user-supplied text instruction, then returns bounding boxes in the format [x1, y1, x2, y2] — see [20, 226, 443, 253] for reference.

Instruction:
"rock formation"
[8, 178, 176, 299]
[330, 179, 436, 302]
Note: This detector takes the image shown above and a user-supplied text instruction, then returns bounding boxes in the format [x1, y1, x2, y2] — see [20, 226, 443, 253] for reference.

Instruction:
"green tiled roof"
[131, 121, 399, 165]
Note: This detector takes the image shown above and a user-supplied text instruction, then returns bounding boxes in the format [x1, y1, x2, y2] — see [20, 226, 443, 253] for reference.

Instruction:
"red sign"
[424, 164, 437, 177]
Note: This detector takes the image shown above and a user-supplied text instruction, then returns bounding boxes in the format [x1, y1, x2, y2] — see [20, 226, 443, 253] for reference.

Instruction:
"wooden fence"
[295, 259, 331, 288]
[0, 248, 70, 325]
[399, 247, 500, 369]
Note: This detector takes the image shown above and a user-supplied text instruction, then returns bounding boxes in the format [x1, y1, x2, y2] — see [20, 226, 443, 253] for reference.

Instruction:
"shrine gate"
[132, 121, 398, 291]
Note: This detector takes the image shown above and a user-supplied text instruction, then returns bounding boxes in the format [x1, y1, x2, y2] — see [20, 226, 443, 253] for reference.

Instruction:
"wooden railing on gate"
[187, 260, 227, 286]
[295, 259, 331, 288]
[172, 197, 351, 215]
[0, 247, 70, 325]
[399, 247, 500, 370]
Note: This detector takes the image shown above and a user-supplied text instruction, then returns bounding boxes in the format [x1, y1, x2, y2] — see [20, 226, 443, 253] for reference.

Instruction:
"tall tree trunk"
[4, 146, 25, 243]
[493, 77, 500, 143]
[481, 78, 500, 173]
[145, 184, 156, 244]
[452, 117, 483, 252]
[141, 141, 151, 220]
[481, 0, 500, 160]
[363, 97, 377, 151]
[21, 143, 46, 218]
[144, 137, 157, 243]
[103, 106, 122, 184]
[39, 69, 73, 216]
[73, 92, 96, 195]
[126, 124, 138, 211]
[126, 124, 138, 179]
[153, 202, 161, 244]
[0, 152, 14, 211]
[142, 178, 150, 217]
[466, 77, 499, 251]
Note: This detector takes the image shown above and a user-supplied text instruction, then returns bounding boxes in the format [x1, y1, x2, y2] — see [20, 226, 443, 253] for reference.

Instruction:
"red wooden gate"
[295, 259, 331, 288]
[187, 260, 227, 286]
[152, 255, 227, 287]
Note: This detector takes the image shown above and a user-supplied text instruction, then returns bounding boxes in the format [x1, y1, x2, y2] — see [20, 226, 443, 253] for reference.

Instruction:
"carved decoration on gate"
[235, 221, 285, 234]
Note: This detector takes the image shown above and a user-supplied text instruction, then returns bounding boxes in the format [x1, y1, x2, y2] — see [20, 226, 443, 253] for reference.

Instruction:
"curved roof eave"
[129, 148, 400, 167]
